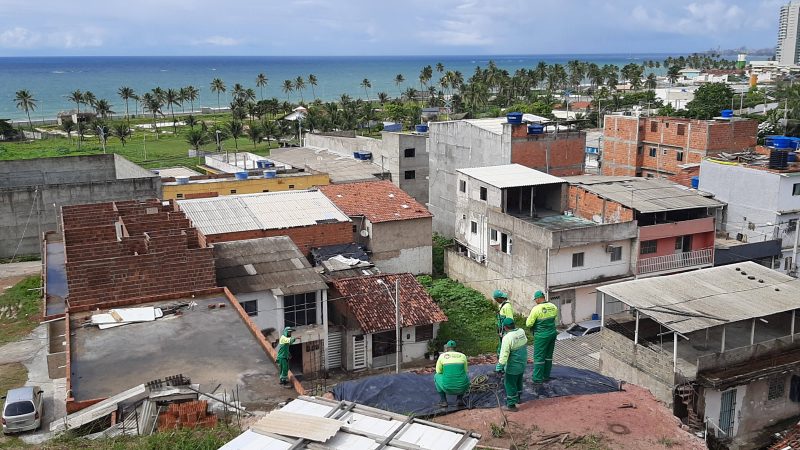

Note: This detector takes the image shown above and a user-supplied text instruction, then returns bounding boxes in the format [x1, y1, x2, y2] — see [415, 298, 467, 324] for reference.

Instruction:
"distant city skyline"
[0, 0, 786, 57]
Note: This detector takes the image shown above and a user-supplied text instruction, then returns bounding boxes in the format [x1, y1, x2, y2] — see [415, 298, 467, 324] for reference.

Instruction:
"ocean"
[0, 54, 672, 121]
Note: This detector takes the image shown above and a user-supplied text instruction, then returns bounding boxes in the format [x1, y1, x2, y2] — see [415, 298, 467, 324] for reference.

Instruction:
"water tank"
[769, 149, 789, 169]
[175, 176, 189, 185]
[690, 176, 699, 189]
[256, 160, 266, 169]
[768, 136, 793, 149]
[720, 109, 733, 118]
[506, 112, 523, 124]
[790, 152, 798, 163]
[263, 170, 277, 179]
[234, 171, 248, 180]
[353, 151, 360, 159]
[527, 123, 544, 135]
[359, 151, 373, 160]
[415, 124, 429, 133]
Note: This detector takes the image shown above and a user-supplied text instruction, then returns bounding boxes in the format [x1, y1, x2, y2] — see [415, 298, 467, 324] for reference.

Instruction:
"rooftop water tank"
[789, 152, 798, 163]
[359, 151, 373, 160]
[415, 124, 429, 133]
[263, 170, 277, 179]
[769, 149, 789, 170]
[720, 109, 733, 118]
[234, 171, 248, 180]
[769, 136, 793, 149]
[690, 176, 699, 189]
[528, 123, 544, 135]
[506, 112, 523, 124]
[175, 176, 190, 185]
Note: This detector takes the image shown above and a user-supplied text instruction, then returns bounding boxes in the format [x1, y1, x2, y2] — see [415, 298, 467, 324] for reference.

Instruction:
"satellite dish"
[359, 229, 369, 237]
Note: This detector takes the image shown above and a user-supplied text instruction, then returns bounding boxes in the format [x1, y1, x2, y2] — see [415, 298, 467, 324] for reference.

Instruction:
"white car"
[557, 320, 602, 340]
[2, 386, 44, 434]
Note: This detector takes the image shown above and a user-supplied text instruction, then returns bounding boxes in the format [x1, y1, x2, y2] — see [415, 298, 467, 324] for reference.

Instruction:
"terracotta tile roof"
[770, 421, 800, 450]
[319, 181, 432, 223]
[331, 273, 447, 334]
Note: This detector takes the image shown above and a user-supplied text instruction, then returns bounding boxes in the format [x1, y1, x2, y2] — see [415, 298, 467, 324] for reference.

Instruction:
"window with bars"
[284, 292, 317, 327]
[768, 376, 786, 401]
[415, 324, 433, 342]
[609, 246, 622, 262]
[640, 240, 658, 254]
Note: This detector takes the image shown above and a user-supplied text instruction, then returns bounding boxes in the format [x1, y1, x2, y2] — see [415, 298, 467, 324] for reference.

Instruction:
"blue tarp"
[332, 364, 619, 417]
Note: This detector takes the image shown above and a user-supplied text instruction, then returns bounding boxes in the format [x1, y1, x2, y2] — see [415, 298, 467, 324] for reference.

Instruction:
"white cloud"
[630, 1, 755, 35]
[0, 26, 104, 49]
[194, 35, 242, 46]
[0, 27, 40, 48]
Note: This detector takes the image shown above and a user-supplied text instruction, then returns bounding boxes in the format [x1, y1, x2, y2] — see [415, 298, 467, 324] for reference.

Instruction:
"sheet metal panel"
[457, 164, 565, 189]
[251, 411, 341, 442]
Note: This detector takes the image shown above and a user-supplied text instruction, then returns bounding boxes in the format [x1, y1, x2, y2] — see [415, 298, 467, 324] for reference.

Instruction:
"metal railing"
[637, 248, 713, 275]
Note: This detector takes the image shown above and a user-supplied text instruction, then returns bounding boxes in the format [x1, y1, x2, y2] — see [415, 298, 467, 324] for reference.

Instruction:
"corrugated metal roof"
[458, 164, 566, 189]
[564, 176, 724, 213]
[219, 396, 479, 450]
[177, 190, 350, 235]
[598, 262, 800, 334]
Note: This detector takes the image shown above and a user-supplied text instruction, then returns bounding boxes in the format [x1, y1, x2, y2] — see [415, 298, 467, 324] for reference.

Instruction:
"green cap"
[492, 289, 508, 300]
[446, 340, 457, 348]
[533, 290, 545, 300]
[283, 327, 295, 336]
[501, 317, 515, 328]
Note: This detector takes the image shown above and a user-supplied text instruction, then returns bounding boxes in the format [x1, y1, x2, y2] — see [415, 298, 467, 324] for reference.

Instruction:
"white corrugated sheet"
[458, 164, 565, 189]
[177, 190, 350, 235]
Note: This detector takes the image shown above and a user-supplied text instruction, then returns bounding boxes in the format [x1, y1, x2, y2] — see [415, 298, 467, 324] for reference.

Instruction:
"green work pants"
[532, 334, 556, 383]
[504, 372, 523, 407]
[278, 358, 289, 383]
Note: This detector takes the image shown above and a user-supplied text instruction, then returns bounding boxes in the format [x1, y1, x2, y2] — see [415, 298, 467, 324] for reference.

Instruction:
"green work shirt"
[526, 302, 559, 338]
[277, 334, 295, 360]
[498, 328, 528, 375]
[496, 301, 515, 329]
[434, 351, 470, 394]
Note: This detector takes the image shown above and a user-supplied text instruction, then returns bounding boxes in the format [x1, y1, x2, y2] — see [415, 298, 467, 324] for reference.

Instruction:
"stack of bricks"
[157, 400, 218, 431]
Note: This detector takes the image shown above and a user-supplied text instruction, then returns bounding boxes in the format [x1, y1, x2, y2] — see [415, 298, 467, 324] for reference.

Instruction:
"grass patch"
[657, 436, 678, 448]
[0, 255, 40, 265]
[0, 276, 42, 346]
[0, 363, 30, 449]
[41, 425, 241, 450]
[431, 234, 453, 278]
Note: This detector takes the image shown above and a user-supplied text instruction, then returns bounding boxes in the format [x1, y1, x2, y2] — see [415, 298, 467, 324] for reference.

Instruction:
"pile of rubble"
[158, 400, 218, 430]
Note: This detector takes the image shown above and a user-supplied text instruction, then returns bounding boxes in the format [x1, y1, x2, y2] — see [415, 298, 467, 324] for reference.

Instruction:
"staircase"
[676, 383, 703, 430]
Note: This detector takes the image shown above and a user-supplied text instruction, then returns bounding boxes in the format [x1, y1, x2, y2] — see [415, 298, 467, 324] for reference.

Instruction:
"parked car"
[2, 386, 43, 434]
[557, 320, 601, 340]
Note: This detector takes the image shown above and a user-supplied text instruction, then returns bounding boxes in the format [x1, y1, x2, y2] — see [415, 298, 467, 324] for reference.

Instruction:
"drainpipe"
[792, 218, 800, 276]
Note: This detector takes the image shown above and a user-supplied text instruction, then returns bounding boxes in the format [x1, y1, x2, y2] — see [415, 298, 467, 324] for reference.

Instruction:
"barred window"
[416, 324, 434, 342]
[768, 376, 786, 401]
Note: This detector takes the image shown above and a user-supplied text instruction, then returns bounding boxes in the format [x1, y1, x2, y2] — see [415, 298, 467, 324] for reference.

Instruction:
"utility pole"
[792, 219, 800, 277]
[395, 278, 400, 374]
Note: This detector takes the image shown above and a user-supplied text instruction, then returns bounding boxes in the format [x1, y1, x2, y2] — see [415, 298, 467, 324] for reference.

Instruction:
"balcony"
[637, 248, 713, 275]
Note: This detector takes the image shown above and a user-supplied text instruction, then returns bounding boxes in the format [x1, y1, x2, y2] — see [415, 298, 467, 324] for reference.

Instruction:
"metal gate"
[352, 335, 367, 370]
[326, 330, 342, 369]
[719, 388, 737, 437]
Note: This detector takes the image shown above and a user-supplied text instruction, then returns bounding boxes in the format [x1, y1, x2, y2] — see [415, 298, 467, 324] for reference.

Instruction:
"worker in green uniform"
[277, 327, 295, 387]
[493, 290, 514, 357]
[495, 318, 528, 411]
[525, 290, 558, 384]
[434, 340, 470, 408]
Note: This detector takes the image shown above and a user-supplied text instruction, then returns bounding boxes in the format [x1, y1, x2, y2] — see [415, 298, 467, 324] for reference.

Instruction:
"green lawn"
[0, 276, 42, 346]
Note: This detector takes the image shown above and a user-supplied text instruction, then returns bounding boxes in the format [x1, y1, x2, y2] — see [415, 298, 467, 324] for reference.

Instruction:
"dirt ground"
[435, 383, 706, 450]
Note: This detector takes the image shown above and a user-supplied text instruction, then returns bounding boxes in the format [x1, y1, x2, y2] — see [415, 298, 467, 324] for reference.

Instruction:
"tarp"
[332, 364, 619, 417]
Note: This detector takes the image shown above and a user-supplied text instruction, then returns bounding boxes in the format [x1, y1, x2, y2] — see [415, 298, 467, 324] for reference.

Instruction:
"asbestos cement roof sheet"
[269, 147, 383, 184]
[177, 190, 350, 235]
[564, 176, 723, 213]
[458, 164, 565, 189]
[598, 262, 800, 334]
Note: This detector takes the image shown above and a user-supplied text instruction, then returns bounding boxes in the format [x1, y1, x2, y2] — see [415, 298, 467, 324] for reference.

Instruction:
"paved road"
[0, 261, 41, 280]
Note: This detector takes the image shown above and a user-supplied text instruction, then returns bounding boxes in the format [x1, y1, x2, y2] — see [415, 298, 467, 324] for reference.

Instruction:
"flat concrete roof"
[269, 147, 382, 184]
[69, 295, 290, 408]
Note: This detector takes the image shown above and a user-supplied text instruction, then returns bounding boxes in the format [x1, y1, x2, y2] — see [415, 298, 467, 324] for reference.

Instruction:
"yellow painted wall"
[162, 173, 330, 200]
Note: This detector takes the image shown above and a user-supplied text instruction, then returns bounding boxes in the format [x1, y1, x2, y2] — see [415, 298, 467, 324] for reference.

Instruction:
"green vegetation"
[0, 276, 42, 345]
[431, 234, 453, 278]
[684, 83, 735, 119]
[13, 425, 241, 450]
[657, 436, 678, 448]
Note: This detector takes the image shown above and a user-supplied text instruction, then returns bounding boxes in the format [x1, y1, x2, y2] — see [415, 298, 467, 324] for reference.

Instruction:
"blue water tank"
[263, 170, 277, 179]
[176, 176, 189, 185]
[721, 109, 733, 118]
[234, 171, 248, 180]
[415, 124, 429, 133]
[528, 123, 544, 135]
[506, 112, 523, 124]
[789, 152, 798, 163]
[359, 151, 372, 160]
[353, 151, 361, 159]
[591, 313, 600, 321]
[691, 176, 699, 189]
[770, 136, 793, 149]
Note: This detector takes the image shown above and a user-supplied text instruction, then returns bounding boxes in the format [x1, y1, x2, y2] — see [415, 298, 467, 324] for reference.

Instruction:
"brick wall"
[204, 221, 353, 255]
[567, 185, 634, 223]
[601, 116, 640, 176]
[510, 125, 585, 176]
[668, 165, 700, 188]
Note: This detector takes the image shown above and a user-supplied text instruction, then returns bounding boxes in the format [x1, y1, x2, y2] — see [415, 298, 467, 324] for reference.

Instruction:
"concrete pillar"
[673, 332, 678, 373]
[750, 319, 756, 346]
[634, 310, 640, 345]
[600, 292, 606, 327]
[721, 325, 726, 353]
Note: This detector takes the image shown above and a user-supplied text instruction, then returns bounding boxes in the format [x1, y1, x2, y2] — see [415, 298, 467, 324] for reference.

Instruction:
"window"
[230, 189, 237, 194]
[650, 122, 658, 132]
[352, 225, 357, 233]
[240, 300, 258, 317]
[572, 252, 584, 267]
[675, 237, 683, 250]
[609, 246, 622, 262]
[793, 183, 800, 196]
[479, 186, 488, 201]
[470, 221, 478, 234]
[646, 173, 654, 178]
[640, 240, 658, 254]
[404, 170, 416, 180]
[489, 228, 499, 245]
[288, 184, 295, 189]
[415, 324, 433, 342]
[662, 148, 668, 155]
[404, 148, 416, 158]
[176, 193, 184, 199]
[262, 189, 270, 192]
[789, 219, 798, 230]
[677, 124, 686, 136]
[500, 232, 512, 255]
[649, 147, 657, 157]
[676, 151, 684, 162]
[637, 146, 643, 155]
[768, 376, 786, 401]
[284, 292, 317, 327]
[459, 180, 466, 193]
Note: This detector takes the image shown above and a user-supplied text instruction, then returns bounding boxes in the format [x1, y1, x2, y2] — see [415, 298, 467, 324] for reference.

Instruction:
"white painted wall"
[704, 386, 747, 439]
[373, 246, 433, 275]
[234, 291, 279, 336]
[547, 240, 633, 287]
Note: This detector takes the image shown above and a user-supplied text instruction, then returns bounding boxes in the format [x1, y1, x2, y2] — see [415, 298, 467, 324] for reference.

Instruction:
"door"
[327, 330, 342, 369]
[719, 388, 737, 437]
[352, 335, 367, 370]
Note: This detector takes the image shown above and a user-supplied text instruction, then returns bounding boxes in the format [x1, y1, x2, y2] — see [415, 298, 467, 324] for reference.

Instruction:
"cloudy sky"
[0, 0, 785, 56]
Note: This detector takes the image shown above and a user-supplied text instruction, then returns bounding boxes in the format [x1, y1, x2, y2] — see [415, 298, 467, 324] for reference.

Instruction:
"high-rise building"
[776, 1, 800, 66]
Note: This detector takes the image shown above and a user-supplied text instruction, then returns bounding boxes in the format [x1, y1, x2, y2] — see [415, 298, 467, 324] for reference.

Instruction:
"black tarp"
[332, 364, 620, 417]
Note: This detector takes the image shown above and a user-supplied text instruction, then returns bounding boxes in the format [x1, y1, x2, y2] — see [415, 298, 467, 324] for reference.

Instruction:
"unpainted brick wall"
[567, 185, 634, 224]
[510, 126, 585, 176]
[203, 221, 353, 255]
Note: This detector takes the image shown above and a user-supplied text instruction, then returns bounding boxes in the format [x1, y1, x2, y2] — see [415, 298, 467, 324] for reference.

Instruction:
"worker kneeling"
[495, 318, 528, 411]
[434, 340, 470, 408]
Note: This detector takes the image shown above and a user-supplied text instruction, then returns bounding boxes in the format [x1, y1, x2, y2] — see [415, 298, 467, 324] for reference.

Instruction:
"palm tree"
[246, 123, 263, 148]
[307, 74, 318, 101]
[83, 91, 97, 110]
[394, 74, 405, 97]
[281, 80, 293, 102]
[111, 122, 131, 146]
[360, 78, 371, 100]
[94, 99, 114, 119]
[256, 73, 268, 100]
[178, 87, 189, 113]
[184, 85, 200, 112]
[185, 128, 210, 150]
[377, 92, 389, 105]
[228, 120, 244, 149]
[14, 90, 37, 130]
[61, 119, 74, 142]
[141, 92, 163, 139]
[294, 77, 306, 103]
[186, 114, 197, 130]
[436, 62, 444, 74]
[667, 66, 681, 85]
[117, 86, 136, 123]
[232, 83, 245, 101]
[164, 88, 181, 132]
[68, 90, 84, 113]
[210, 78, 226, 109]
[645, 73, 657, 91]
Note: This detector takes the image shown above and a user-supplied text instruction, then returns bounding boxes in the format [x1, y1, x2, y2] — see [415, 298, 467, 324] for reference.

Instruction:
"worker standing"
[434, 340, 470, 408]
[495, 318, 528, 411]
[493, 290, 514, 357]
[277, 327, 295, 387]
[525, 290, 558, 384]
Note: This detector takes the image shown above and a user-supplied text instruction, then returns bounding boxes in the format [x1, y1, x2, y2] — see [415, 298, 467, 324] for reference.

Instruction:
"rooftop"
[458, 164, 565, 189]
[177, 190, 350, 235]
[319, 180, 432, 223]
[518, 213, 599, 231]
[68, 294, 290, 408]
[331, 273, 447, 334]
[597, 262, 800, 334]
[704, 154, 800, 176]
[461, 114, 551, 135]
[213, 237, 327, 296]
[0, 154, 156, 189]
[152, 166, 202, 178]
[269, 147, 384, 184]
[161, 170, 315, 186]
[565, 175, 724, 213]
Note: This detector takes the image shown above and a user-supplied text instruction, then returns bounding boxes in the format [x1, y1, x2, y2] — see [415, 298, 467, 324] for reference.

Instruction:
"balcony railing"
[637, 248, 713, 275]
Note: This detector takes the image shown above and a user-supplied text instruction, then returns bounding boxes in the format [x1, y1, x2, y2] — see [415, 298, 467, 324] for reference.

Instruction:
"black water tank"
[769, 149, 789, 169]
